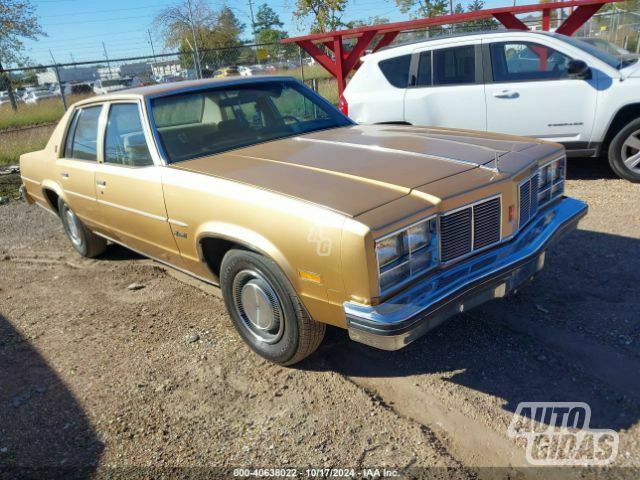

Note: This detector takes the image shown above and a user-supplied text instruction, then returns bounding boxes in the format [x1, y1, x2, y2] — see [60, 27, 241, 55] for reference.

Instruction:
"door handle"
[492, 90, 519, 99]
[96, 180, 107, 187]
[61, 172, 69, 179]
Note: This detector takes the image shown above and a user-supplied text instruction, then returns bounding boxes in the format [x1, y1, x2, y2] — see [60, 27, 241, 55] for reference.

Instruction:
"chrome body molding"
[94, 231, 220, 287]
[96, 199, 167, 222]
[345, 196, 588, 351]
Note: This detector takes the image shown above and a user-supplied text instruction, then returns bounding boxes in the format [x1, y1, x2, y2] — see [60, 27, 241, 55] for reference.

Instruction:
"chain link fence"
[1, 10, 638, 167]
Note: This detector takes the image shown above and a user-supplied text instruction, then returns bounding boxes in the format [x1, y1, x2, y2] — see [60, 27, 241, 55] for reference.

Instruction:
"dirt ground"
[1, 157, 639, 479]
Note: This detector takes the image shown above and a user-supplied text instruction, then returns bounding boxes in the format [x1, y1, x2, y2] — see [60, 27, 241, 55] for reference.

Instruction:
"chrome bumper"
[345, 196, 588, 351]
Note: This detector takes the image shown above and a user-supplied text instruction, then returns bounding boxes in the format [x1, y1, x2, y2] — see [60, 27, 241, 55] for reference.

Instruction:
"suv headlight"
[376, 217, 438, 293]
[538, 156, 565, 205]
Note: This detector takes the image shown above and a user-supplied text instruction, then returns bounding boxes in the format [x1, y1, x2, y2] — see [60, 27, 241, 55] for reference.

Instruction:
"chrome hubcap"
[232, 270, 284, 344]
[64, 207, 83, 247]
[622, 129, 640, 173]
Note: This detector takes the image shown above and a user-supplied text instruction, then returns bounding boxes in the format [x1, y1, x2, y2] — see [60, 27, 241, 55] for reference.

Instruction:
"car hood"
[170, 125, 554, 217]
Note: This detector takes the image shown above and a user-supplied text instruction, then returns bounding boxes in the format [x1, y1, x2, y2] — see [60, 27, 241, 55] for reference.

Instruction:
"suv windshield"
[551, 33, 635, 69]
[149, 80, 351, 163]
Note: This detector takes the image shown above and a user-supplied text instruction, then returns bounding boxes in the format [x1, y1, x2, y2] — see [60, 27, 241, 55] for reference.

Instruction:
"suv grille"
[519, 174, 539, 229]
[440, 196, 502, 263]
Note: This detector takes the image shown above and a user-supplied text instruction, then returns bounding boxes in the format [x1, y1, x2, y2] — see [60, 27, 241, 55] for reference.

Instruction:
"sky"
[21, 0, 514, 66]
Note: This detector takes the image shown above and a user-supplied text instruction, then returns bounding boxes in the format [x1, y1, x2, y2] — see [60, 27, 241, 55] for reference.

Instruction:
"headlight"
[376, 234, 403, 268]
[376, 217, 438, 294]
[538, 156, 565, 205]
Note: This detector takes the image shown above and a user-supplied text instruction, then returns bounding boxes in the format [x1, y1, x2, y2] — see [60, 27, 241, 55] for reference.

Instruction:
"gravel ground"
[0, 157, 639, 479]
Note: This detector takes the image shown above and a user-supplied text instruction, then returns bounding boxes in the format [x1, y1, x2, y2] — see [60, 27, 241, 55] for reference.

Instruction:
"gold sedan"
[19, 77, 587, 365]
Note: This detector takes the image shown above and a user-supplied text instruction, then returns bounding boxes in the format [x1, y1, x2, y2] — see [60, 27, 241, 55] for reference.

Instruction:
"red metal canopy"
[282, 0, 623, 95]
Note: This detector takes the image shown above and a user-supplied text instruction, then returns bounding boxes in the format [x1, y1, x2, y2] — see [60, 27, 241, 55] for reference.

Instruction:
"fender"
[195, 221, 298, 288]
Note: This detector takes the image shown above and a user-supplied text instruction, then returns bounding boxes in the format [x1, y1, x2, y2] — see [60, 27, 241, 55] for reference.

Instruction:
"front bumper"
[345, 196, 588, 351]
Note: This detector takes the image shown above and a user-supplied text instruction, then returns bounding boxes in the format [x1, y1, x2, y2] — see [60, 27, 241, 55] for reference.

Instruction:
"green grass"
[0, 94, 92, 131]
[0, 173, 21, 198]
[0, 124, 55, 166]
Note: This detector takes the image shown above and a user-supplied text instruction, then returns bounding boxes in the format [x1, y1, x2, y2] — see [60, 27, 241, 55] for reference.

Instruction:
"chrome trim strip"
[66, 190, 96, 202]
[20, 176, 41, 185]
[96, 199, 167, 222]
[168, 218, 189, 228]
[295, 137, 498, 171]
[94, 231, 219, 287]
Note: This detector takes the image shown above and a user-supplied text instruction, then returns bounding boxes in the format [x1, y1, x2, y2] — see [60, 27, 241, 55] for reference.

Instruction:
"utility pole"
[0, 55, 18, 112]
[148, 29, 158, 78]
[186, 0, 202, 79]
[248, 0, 259, 63]
[49, 50, 67, 111]
[102, 41, 113, 79]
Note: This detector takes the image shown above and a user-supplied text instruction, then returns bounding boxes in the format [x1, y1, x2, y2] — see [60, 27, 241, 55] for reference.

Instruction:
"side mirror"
[567, 59, 591, 79]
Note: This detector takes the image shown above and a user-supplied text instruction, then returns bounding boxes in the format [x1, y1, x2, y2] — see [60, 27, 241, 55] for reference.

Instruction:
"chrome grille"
[519, 174, 539, 229]
[440, 196, 501, 263]
[473, 197, 501, 249]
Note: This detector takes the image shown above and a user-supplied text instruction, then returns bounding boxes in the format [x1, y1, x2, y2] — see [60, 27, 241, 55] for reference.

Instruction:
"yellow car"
[19, 77, 587, 365]
[213, 67, 240, 78]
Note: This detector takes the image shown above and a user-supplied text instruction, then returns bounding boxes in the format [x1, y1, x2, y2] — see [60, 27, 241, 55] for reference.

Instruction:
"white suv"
[343, 31, 640, 182]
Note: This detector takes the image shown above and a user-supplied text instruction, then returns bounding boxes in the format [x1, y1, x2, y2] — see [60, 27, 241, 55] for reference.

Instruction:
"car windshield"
[149, 80, 352, 163]
[552, 33, 634, 69]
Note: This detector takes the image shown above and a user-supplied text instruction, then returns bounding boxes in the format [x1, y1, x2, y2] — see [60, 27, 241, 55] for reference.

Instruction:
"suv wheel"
[58, 198, 107, 258]
[220, 249, 325, 365]
[608, 118, 640, 182]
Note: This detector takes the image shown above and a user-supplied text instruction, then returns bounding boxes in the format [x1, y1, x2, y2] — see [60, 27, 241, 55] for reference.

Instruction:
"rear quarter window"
[378, 54, 411, 88]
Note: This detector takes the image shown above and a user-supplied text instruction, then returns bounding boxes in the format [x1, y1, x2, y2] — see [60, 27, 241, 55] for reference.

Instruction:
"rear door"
[56, 104, 102, 227]
[95, 101, 182, 265]
[404, 41, 486, 130]
[483, 37, 598, 143]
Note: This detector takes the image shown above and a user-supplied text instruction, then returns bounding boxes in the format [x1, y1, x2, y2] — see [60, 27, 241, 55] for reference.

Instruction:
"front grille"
[473, 197, 501, 249]
[519, 174, 539, 229]
[440, 196, 501, 263]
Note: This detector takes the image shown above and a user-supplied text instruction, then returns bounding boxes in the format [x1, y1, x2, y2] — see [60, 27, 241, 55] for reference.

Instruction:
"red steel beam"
[282, 0, 621, 44]
[286, 0, 621, 97]
[556, 3, 605, 35]
[493, 12, 529, 30]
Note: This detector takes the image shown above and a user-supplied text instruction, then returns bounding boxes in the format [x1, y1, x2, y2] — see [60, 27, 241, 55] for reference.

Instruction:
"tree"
[345, 16, 390, 28]
[0, 0, 45, 66]
[255, 4, 283, 33]
[155, 2, 244, 70]
[293, 0, 349, 33]
[455, 0, 497, 32]
[395, 0, 449, 19]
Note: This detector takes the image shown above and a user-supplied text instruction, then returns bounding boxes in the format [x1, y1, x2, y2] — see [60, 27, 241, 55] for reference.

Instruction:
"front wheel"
[608, 118, 640, 182]
[220, 249, 325, 365]
[58, 198, 107, 258]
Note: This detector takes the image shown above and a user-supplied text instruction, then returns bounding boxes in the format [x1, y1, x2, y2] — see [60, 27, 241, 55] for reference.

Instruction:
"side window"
[65, 106, 102, 160]
[490, 42, 572, 82]
[433, 45, 476, 86]
[416, 51, 432, 87]
[104, 103, 153, 166]
[378, 54, 411, 88]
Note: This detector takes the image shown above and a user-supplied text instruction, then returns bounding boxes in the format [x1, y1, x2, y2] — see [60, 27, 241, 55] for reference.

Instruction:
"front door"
[95, 102, 182, 266]
[404, 42, 487, 130]
[56, 105, 102, 227]
[483, 38, 598, 144]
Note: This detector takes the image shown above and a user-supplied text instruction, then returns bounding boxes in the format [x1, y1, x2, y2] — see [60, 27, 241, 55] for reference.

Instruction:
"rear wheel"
[608, 118, 640, 182]
[58, 198, 106, 258]
[220, 249, 325, 365]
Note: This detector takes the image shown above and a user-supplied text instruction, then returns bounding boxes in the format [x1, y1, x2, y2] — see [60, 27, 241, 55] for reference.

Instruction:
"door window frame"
[101, 101, 157, 168]
[482, 40, 577, 84]
[408, 42, 483, 89]
[61, 104, 104, 162]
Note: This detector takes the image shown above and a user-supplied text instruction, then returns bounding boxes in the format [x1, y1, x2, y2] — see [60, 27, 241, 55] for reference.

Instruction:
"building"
[151, 60, 183, 79]
[36, 66, 99, 86]
[120, 62, 153, 78]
